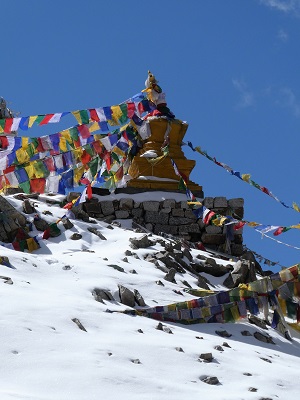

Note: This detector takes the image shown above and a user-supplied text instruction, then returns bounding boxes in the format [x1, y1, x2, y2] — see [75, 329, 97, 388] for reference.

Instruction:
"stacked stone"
[83, 196, 244, 256]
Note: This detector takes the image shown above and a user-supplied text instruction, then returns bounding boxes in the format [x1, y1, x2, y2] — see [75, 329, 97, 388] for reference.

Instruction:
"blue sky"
[2, 0, 300, 270]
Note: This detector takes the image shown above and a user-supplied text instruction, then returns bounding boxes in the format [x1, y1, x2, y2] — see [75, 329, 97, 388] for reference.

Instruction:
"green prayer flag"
[19, 181, 31, 194]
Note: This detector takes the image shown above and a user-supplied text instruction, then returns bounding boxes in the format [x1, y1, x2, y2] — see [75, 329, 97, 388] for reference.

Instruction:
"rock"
[61, 217, 74, 230]
[100, 201, 115, 216]
[22, 199, 35, 214]
[222, 342, 231, 348]
[62, 265, 72, 270]
[223, 260, 249, 288]
[134, 289, 146, 306]
[142, 201, 160, 212]
[129, 269, 137, 274]
[107, 264, 125, 273]
[156, 280, 164, 286]
[199, 353, 213, 362]
[241, 330, 252, 336]
[118, 285, 135, 307]
[162, 326, 173, 334]
[214, 197, 228, 208]
[243, 372, 252, 376]
[197, 275, 211, 290]
[200, 376, 219, 385]
[156, 322, 163, 331]
[122, 257, 129, 263]
[87, 227, 107, 240]
[254, 332, 275, 344]
[115, 210, 130, 219]
[71, 318, 87, 332]
[214, 345, 224, 351]
[260, 357, 272, 363]
[70, 233, 82, 240]
[193, 260, 229, 277]
[92, 288, 114, 303]
[164, 268, 176, 283]
[125, 250, 133, 256]
[131, 359, 141, 364]
[182, 248, 193, 262]
[215, 330, 232, 338]
[129, 234, 154, 249]
[249, 315, 268, 330]
[249, 387, 258, 392]
[137, 329, 143, 334]
[33, 217, 49, 231]
[241, 250, 263, 275]
[175, 347, 184, 352]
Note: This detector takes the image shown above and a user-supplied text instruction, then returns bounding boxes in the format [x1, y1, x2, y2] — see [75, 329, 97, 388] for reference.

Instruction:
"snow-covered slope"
[1, 193, 300, 400]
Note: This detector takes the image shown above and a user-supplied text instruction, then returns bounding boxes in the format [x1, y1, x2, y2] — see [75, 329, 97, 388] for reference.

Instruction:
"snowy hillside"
[1, 192, 300, 400]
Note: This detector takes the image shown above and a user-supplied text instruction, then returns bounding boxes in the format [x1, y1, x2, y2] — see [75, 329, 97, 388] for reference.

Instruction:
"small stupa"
[127, 71, 203, 197]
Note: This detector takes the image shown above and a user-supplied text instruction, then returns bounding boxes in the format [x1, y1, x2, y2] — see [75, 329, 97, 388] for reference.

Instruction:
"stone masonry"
[83, 196, 244, 256]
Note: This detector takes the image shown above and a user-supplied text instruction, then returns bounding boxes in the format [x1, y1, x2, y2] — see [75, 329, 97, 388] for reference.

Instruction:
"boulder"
[118, 285, 135, 307]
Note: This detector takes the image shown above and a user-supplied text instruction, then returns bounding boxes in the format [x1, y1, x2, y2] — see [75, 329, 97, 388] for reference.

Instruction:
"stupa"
[127, 71, 203, 197]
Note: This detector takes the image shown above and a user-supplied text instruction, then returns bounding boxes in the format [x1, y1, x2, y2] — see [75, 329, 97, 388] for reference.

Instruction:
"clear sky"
[2, 0, 300, 270]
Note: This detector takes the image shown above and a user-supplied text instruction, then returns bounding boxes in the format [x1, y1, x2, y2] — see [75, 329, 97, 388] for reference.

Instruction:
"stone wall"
[83, 196, 244, 256]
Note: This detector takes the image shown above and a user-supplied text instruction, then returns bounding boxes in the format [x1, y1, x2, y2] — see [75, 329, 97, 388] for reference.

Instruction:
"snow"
[0, 192, 300, 399]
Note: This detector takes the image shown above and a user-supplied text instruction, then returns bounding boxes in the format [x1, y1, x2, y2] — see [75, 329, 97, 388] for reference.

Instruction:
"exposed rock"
[214, 345, 224, 351]
[248, 387, 258, 392]
[215, 330, 232, 338]
[61, 217, 74, 230]
[118, 285, 135, 307]
[125, 250, 133, 256]
[70, 233, 82, 240]
[223, 260, 249, 288]
[193, 259, 229, 277]
[156, 280, 164, 286]
[142, 201, 160, 212]
[100, 201, 115, 216]
[254, 332, 275, 344]
[164, 268, 176, 283]
[175, 347, 184, 352]
[129, 269, 137, 274]
[71, 318, 87, 332]
[107, 264, 125, 273]
[129, 234, 154, 249]
[33, 217, 49, 231]
[200, 376, 219, 385]
[241, 250, 264, 275]
[92, 288, 114, 303]
[197, 275, 211, 290]
[131, 359, 141, 364]
[260, 357, 272, 363]
[87, 227, 107, 240]
[241, 330, 252, 336]
[156, 322, 163, 331]
[249, 315, 268, 330]
[243, 372, 252, 376]
[199, 353, 213, 362]
[222, 342, 231, 348]
[162, 326, 173, 334]
[22, 199, 36, 214]
[134, 289, 146, 306]
[137, 329, 143, 333]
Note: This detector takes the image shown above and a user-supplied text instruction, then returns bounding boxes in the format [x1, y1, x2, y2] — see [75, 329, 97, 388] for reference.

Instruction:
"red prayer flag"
[39, 114, 55, 125]
[89, 109, 100, 122]
[78, 124, 91, 139]
[4, 118, 13, 133]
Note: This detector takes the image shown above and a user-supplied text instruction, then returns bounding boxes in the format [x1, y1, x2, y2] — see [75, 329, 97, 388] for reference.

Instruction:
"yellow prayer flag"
[110, 105, 122, 125]
[72, 148, 83, 163]
[21, 137, 30, 149]
[242, 173, 251, 182]
[59, 137, 68, 153]
[26, 237, 40, 252]
[89, 122, 100, 133]
[201, 307, 211, 318]
[247, 221, 260, 227]
[60, 130, 72, 145]
[72, 111, 82, 125]
[16, 148, 30, 164]
[73, 166, 85, 184]
[0, 125, 4, 133]
[291, 224, 300, 229]
[28, 116, 38, 128]
[24, 164, 35, 179]
[293, 202, 300, 212]
[230, 305, 240, 321]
